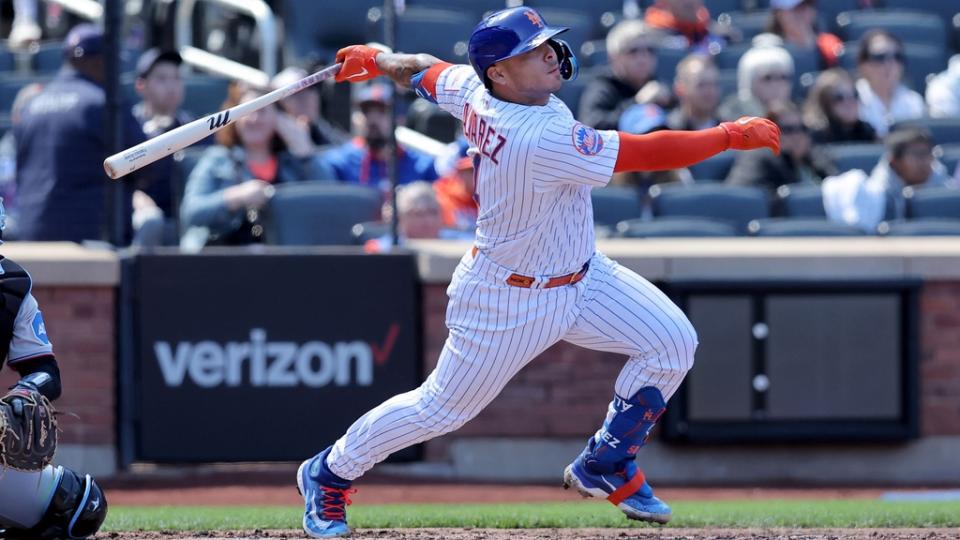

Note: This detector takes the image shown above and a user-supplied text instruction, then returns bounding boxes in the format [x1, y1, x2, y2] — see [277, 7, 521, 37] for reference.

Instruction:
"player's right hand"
[335, 45, 384, 83]
[719, 117, 781, 155]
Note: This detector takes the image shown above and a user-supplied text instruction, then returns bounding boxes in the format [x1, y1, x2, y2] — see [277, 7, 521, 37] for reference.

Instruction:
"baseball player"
[0, 198, 108, 540]
[298, 7, 780, 537]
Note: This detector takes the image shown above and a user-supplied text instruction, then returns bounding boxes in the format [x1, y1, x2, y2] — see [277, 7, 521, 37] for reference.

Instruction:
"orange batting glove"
[335, 45, 384, 83]
[720, 117, 781, 155]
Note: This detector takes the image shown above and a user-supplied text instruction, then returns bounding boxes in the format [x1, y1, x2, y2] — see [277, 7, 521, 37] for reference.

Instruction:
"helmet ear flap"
[548, 39, 579, 82]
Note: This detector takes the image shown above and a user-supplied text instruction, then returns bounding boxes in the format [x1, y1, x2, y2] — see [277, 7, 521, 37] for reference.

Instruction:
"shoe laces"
[321, 486, 356, 521]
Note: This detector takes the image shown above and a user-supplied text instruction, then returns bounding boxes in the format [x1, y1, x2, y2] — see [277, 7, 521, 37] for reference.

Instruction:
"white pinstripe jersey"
[434, 65, 621, 276]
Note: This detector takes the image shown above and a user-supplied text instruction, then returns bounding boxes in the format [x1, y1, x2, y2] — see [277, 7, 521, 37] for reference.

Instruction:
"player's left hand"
[335, 45, 384, 83]
[720, 117, 781, 155]
[0, 385, 58, 472]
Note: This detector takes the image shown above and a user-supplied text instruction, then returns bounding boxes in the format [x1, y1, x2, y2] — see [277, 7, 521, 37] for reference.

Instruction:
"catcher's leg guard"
[0, 466, 108, 539]
[563, 386, 671, 523]
[297, 447, 354, 538]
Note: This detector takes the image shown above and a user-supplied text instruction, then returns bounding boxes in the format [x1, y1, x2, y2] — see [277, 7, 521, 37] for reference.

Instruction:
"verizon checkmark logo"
[371, 323, 400, 366]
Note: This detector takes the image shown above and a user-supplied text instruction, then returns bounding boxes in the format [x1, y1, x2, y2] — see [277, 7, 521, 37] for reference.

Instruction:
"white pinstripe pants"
[328, 249, 698, 480]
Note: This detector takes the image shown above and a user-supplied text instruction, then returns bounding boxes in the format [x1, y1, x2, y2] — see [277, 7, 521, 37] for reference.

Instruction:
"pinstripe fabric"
[325, 65, 696, 482]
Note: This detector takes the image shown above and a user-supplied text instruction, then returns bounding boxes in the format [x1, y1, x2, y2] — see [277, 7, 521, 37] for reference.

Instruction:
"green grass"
[104, 500, 960, 532]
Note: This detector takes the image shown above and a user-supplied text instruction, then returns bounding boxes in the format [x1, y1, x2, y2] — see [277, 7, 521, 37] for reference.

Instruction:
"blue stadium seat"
[747, 217, 863, 236]
[882, 0, 958, 27]
[406, 98, 459, 143]
[351, 220, 390, 244]
[717, 69, 738, 99]
[825, 143, 884, 174]
[182, 76, 231, 118]
[814, 0, 863, 33]
[716, 11, 770, 42]
[713, 41, 750, 70]
[775, 183, 825, 217]
[368, 6, 477, 61]
[615, 217, 739, 237]
[580, 39, 607, 68]
[0, 47, 14, 72]
[838, 41, 946, 94]
[882, 218, 960, 236]
[591, 185, 645, 228]
[31, 41, 63, 73]
[405, 0, 506, 21]
[650, 183, 769, 232]
[904, 186, 960, 220]
[263, 182, 383, 245]
[656, 46, 689, 83]
[283, 0, 379, 60]
[704, 0, 743, 16]
[936, 144, 960, 174]
[892, 118, 960, 147]
[836, 10, 948, 49]
[687, 149, 737, 182]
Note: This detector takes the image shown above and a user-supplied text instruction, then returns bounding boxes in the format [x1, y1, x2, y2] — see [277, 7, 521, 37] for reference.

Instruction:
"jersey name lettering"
[462, 102, 506, 165]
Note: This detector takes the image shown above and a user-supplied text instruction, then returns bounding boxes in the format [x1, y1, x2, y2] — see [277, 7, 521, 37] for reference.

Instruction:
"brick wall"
[0, 286, 115, 447]
[422, 280, 960, 446]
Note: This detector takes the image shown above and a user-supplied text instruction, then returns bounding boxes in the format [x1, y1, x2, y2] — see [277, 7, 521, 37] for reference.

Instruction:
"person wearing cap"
[318, 82, 438, 195]
[14, 23, 151, 244]
[578, 20, 671, 131]
[131, 48, 195, 246]
[667, 53, 721, 131]
[765, 0, 842, 69]
[272, 66, 347, 148]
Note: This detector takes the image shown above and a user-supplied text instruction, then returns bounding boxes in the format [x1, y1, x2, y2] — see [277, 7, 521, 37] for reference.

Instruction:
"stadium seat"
[717, 69, 738, 99]
[716, 11, 770, 43]
[837, 41, 946, 95]
[687, 149, 737, 182]
[704, 0, 743, 16]
[580, 40, 607, 68]
[530, 9, 594, 56]
[881, 218, 960, 236]
[182, 76, 231, 118]
[591, 185, 645, 228]
[747, 217, 863, 236]
[616, 216, 738, 237]
[404, 0, 506, 21]
[904, 186, 960, 220]
[813, 0, 863, 33]
[825, 143, 884, 174]
[882, 0, 958, 27]
[263, 182, 383, 245]
[283, 0, 379, 60]
[31, 41, 63, 73]
[892, 118, 960, 147]
[783, 43, 819, 78]
[367, 7, 477, 61]
[0, 47, 14, 72]
[775, 183, 825, 217]
[656, 46, 689, 83]
[713, 41, 750, 70]
[351, 220, 390, 244]
[649, 183, 769, 232]
[524, 0, 625, 13]
[836, 10, 948, 50]
[936, 144, 960, 174]
[406, 98, 460, 143]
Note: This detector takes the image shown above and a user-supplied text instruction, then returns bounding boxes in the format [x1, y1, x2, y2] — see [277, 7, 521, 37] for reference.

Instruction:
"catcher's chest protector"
[0, 256, 30, 367]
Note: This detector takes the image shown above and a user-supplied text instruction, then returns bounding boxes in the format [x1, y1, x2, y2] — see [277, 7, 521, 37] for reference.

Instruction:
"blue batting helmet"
[468, 7, 579, 88]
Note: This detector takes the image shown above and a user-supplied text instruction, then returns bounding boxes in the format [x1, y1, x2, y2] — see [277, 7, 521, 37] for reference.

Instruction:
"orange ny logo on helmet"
[524, 9, 544, 28]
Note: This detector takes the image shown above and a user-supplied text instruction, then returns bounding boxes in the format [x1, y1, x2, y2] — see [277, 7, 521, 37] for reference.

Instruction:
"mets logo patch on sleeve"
[572, 123, 604, 156]
[33, 312, 50, 345]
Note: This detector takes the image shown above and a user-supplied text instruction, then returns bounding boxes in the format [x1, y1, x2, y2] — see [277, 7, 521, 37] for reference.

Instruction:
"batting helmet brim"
[497, 25, 569, 67]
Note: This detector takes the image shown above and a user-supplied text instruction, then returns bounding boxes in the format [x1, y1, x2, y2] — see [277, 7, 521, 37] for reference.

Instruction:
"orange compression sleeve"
[613, 128, 730, 172]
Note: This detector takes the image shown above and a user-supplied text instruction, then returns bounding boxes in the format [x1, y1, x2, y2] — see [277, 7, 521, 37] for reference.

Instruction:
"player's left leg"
[560, 252, 698, 523]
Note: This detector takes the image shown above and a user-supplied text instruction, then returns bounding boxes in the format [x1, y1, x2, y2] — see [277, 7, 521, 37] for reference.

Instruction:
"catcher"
[0, 199, 108, 540]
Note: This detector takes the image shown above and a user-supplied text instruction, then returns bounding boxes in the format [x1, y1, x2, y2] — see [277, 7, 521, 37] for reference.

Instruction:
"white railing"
[45, 0, 104, 21]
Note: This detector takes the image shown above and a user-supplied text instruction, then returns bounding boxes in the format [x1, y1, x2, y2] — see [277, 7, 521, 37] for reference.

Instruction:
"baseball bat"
[103, 63, 342, 180]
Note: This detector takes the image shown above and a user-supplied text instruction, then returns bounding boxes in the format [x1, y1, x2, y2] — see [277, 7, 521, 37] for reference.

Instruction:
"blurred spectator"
[9, 0, 41, 49]
[179, 84, 332, 249]
[802, 68, 876, 144]
[433, 151, 478, 233]
[643, 0, 726, 53]
[766, 0, 841, 69]
[15, 24, 149, 244]
[727, 101, 836, 191]
[320, 83, 438, 195]
[855, 30, 925, 137]
[719, 36, 794, 120]
[925, 55, 960, 119]
[132, 48, 193, 246]
[0, 83, 43, 237]
[613, 103, 693, 193]
[271, 67, 348, 146]
[578, 20, 670, 130]
[823, 127, 955, 232]
[364, 181, 473, 252]
[667, 54, 721, 130]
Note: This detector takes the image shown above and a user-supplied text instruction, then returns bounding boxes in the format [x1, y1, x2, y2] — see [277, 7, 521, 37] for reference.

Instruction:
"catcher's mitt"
[0, 387, 57, 471]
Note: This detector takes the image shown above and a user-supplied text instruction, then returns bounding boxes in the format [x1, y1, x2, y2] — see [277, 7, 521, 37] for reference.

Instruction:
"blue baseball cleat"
[297, 448, 356, 538]
[563, 452, 672, 524]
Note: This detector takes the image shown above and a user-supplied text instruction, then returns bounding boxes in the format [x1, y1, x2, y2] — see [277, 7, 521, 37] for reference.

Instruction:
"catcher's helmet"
[468, 7, 579, 89]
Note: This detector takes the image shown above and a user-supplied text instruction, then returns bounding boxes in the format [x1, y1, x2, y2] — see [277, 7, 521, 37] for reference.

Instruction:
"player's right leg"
[0, 465, 107, 538]
[298, 250, 582, 537]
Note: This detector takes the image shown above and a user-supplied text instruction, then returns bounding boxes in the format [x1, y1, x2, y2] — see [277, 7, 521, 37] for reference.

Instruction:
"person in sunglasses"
[579, 20, 672, 131]
[719, 35, 795, 121]
[726, 100, 836, 191]
[802, 68, 876, 144]
[855, 30, 925, 137]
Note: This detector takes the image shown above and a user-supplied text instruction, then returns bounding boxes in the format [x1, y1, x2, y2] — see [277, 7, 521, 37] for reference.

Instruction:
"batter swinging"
[298, 7, 780, 537]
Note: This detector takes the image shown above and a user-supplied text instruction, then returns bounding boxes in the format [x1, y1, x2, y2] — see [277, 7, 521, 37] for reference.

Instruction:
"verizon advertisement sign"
[129, 252, 420, 462]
